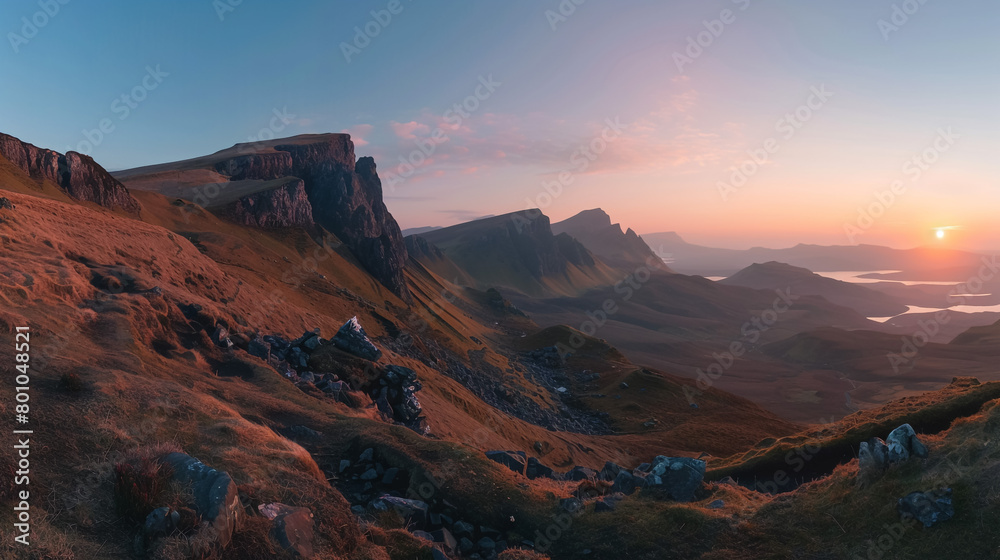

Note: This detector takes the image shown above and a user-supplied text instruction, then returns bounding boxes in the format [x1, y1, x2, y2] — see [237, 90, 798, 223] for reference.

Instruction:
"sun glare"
[935, 229, 946, 239]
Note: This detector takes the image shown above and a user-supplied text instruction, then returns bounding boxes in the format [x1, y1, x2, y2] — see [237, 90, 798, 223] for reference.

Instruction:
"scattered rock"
[647, 456, 706, 502]
[708, 499, 725, 509]
[898, 488, 954, 528]
[886, 423, 929, 463]
[332, 316, 382, 361]
[0, 197, 14, 210]
[528, 346, 564, 368]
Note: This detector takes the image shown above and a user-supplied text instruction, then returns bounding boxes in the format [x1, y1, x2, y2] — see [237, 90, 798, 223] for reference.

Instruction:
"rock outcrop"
[212, 136, 409, 299]
[0, 133, 141, 212]
[159, 452, 243, 554]
[332, 316, 382, 361]
[551, 208, 667, 271]
[224, 178, 313, 228]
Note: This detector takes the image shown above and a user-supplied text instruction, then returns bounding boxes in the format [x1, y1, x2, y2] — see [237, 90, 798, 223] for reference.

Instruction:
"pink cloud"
[341, 124, 374, 147]
[390, 121, 432, 140]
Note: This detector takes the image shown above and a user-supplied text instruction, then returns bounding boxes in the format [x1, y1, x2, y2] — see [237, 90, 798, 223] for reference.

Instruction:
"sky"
[1, 0, 997, 250]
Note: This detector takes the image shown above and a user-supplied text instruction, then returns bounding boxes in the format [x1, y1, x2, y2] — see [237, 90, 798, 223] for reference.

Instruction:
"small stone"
[708, 499, 725, 509]
[360, 468, 378, 481]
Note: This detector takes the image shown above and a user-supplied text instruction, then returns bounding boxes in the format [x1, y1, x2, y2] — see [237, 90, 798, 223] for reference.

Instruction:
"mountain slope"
[719, 261, 908, 317]
[115, 133, 410, 300]
[415, 209, 625, 297]
[552, 208, 670, 271]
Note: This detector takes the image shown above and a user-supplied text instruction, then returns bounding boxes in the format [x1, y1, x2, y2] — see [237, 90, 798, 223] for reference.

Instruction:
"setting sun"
[936, 229, 946, 239]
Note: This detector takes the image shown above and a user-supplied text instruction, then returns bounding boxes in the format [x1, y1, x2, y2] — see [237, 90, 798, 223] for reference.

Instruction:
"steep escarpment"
[222, 177, 313, 228]
[416, 209, 621, 296]
[552, 208, 667, 271]
[0, 133, 140, 212]
[118, 134, 410, 301]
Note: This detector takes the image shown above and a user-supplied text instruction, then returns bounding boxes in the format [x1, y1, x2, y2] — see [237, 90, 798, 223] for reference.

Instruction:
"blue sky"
[2, 0, 997, 249]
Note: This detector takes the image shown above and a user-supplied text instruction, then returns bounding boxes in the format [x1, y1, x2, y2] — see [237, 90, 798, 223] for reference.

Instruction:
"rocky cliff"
[0, 133, 140, 212]
[223, 178, 314, 229]
[204, 135, 409, 300]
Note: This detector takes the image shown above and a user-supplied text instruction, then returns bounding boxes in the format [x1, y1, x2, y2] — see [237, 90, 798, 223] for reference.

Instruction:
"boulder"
[160, 453, 243, 551]
[0, 197, 14, 210]
[598, 461, 622, 482]
[898, 488, 954, 528]
[648, 456, 706, 502]
[259, 503, 315, 558]
[485, 451, 528, 475]
[211, 326, 233, 348]
[526, 457, 558, 480]
[452, 520, 475, 538]
[564, 465, 598, 482]
[611, 470, 639, 495]
[247, 336, 270, 360]
[332, 317, 382, 361]
[858, 437, 890, 485]
[887, 424, 929, 463]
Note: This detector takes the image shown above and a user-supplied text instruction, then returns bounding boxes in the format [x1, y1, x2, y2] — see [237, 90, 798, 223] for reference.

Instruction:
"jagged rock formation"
[417, 209, 619, 296]
[117, 134, 409, 299]
[222, 178, 313, 228]
[551, 208, 667, 271]
[0, 133, 141, 212]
